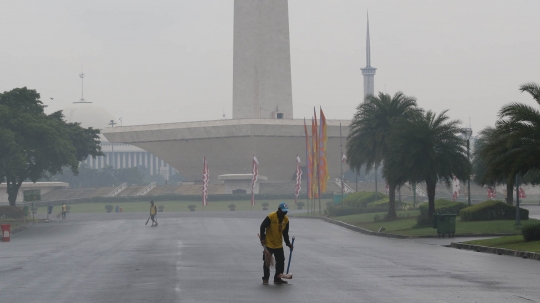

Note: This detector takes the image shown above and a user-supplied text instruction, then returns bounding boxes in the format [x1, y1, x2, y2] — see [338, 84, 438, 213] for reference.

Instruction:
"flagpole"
[340, 123, 344, 200]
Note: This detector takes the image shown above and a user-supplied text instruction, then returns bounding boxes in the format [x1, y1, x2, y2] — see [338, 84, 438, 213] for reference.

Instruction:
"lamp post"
[109, 120, 117, 169]
[461, 128, 473, 206]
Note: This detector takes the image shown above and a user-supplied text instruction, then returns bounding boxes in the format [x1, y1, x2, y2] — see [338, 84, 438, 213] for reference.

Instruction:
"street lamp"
[461, 128, 473, 206]
[109, 120, 117, 169]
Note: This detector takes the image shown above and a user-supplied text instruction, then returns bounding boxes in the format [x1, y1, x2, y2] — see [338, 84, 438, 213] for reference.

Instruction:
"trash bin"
[115, 205, 119, 213]
[23, 206, 29, 217]
[47, 205, 53, 215]
[433, 214, 457, 238]
[1, 224, 11, 242]
[119, 207, 123, 213]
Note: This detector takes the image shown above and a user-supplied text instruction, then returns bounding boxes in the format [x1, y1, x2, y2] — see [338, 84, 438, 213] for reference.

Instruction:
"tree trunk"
[7, 177, 20, 207]
[506, 181, 514, 205]
[426, 182, 436, 218]
[387, 182, 397, 220]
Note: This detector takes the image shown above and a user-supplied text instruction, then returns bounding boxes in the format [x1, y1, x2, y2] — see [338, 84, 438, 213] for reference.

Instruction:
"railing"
[405, 182, 427, 197]
[104, 183, 127, 197]
[335, 178, 355, 194]
[135, 182, 157, 196]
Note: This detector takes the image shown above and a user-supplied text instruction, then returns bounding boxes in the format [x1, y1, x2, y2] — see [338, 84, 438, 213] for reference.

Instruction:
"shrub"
[0, 206, 24, 219]
[158, 205, 164, 212]
[367, 198, 389, 208]
[66, 205, 71, 213]
[326, 205, 387, 217]
[261, 202, 269, 207]
[416, 199, 467, 227]
[31, 206, 39, 214]
[188, 205, 196, 211]
[522, 223, 540, 242]
[296, 201, 304, 209]
[460, 200, 529, 221]
[105, 205, 114, 213]
[228, 204, 236, 211]
[341, 191, 388, 208]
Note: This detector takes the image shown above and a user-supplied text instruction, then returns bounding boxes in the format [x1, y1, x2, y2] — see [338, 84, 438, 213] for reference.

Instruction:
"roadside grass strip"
[463, 235, 540, 253]
[333, 212, 538, 237]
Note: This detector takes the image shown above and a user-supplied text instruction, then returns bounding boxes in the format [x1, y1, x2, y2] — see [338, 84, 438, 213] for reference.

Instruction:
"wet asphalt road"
[1, 211, 540, 303]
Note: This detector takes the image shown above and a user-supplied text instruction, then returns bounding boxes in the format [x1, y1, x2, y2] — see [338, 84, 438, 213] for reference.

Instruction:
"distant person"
[150, 201, 158, 226]
[259, 202, 293, 285]
[61, 203, 67, 220]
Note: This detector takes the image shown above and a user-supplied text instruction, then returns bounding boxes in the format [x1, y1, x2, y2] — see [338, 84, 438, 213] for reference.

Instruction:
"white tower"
[361, 15, 376, 100]
[232, 0, 293, 119]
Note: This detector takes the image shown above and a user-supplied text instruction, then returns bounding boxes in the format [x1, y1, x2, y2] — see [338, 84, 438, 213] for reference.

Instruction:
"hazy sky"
[1, 0, 539, 135]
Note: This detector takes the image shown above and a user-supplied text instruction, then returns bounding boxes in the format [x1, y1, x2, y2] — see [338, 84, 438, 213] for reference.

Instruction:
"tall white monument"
[361, 15, 376, 99]
[233, 0, 293, 119]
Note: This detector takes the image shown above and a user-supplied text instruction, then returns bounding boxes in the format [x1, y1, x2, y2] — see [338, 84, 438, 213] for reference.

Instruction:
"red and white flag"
[487, 186, 496, 199]
[295, 155, 302, 204]
[341, 152, 347, 163]
[251, 155, 259, 206]
[202, 156, 209, 206]
[519, 187, 526, 199]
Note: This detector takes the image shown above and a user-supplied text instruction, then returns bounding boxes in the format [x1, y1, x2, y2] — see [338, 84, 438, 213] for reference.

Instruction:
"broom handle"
[286, 236, 295, 274]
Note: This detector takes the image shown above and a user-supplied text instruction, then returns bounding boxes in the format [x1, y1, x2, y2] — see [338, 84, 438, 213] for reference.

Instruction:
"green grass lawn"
[334, 211, 536, 237]
[0, 218, 31, 229]
[464, 235, 540, 253]
[29, 199, 299, 214]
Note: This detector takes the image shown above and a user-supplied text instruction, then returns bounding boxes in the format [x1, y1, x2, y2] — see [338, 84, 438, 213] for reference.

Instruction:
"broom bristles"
[263, 249, 275, 268]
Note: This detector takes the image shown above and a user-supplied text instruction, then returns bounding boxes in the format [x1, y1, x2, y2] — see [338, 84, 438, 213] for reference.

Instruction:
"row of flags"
[201, 107, 330, 206]
[200, 155, 303, 206]
[487, 186, 526, 199]
[304, 107, 329, 199]
[452, 176, 527, 200]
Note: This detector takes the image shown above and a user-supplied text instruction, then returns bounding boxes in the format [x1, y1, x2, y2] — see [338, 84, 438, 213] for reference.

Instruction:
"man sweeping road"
[149, 201, 158, 226]
[259, 202, 293, 285]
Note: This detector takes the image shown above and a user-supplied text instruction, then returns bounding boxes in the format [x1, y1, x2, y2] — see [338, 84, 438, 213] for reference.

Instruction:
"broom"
[278, 236, 295, 279]
[257, 234, 274, 268]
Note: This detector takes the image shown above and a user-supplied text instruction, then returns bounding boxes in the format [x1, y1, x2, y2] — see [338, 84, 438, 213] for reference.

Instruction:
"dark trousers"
[62, 212, 66, 219]
[263, 247, 285, 281]
[151, 214, 157, 225]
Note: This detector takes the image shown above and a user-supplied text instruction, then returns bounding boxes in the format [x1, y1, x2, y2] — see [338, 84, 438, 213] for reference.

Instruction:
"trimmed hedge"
[366, 198, 389, 207]
[416, 199, 467, 227]
[341, 191, 388, 208]
[522, 223, 540, 242]
[460, 200, 529, 221]
[0, 206, 24, 219]
[326, 205, 387, 217]
[419, 199, 468, 217]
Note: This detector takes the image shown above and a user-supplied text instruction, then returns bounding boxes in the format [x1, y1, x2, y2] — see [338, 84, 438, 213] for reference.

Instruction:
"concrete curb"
[319, 217, 409, 239]
[11, 224, 29, 235]
[451, 242, 540, 261]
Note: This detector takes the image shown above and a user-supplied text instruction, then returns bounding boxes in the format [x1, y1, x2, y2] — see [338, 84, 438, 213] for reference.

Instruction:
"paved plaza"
[1, 211, 539, 303]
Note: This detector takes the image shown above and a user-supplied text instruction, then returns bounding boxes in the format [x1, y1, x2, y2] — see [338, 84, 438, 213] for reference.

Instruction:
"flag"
[319, 108, 328, 192]
[519, 187, 526, 199]
[202, 156, 209, 206]
[341, 152, 347, 163]
[251, 155, 259, 206]
[304, 119, 312, 199]
[487, 186, 496, 199]
[311, 114, 319, 199]
[452, 176, 460, 201]
[295, 155, 302, 204]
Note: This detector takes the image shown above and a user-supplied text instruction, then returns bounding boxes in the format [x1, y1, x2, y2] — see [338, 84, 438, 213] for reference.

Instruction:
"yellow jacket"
[262, 211, 289, 249]
[150, 205, 157, 215]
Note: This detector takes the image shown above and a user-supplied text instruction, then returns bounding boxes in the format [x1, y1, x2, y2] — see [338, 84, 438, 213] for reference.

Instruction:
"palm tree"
[495, 82, 540, 172]
[474, 82, 540, 203]
[385, 110, 470, 218]
[474, 127, 517, 204]
[346, 91, 420, 219]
